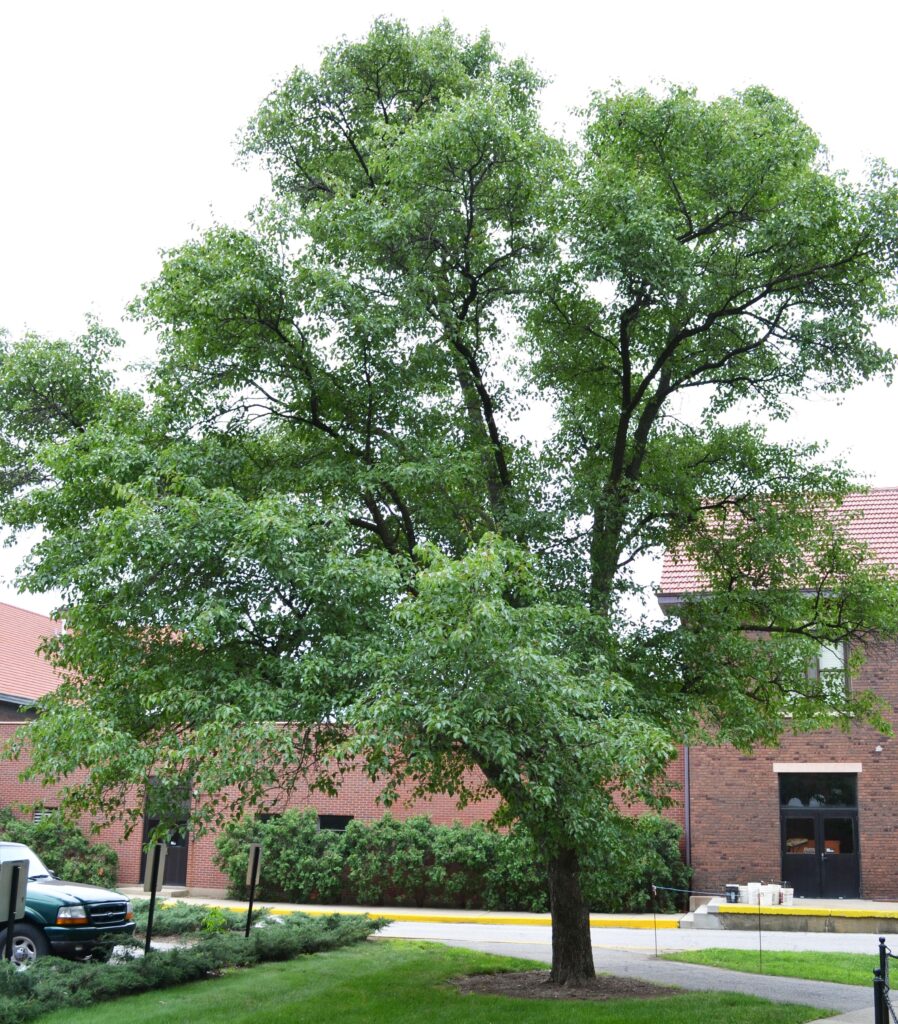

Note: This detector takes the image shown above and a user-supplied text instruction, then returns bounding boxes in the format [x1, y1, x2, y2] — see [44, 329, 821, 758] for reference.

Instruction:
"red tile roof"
[0, 602, 62, 704]
[659, 487, 898, 597]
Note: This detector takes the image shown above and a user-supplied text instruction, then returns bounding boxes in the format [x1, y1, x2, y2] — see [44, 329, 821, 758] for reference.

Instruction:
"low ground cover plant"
[130, 899, 273, 936]
[0, 912, 380, 1024]
[214, 810, 690, 912]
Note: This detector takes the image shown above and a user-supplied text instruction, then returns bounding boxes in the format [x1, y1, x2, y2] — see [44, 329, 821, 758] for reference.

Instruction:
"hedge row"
[0, 807, 118, 887]
[214, 810, 691, 913]
[0, 912, 381, 1024]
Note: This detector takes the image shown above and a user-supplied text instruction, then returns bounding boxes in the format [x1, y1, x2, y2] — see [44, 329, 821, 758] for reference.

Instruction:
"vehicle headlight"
[56, 904, 89, 925]
[124, 900, 133, 921]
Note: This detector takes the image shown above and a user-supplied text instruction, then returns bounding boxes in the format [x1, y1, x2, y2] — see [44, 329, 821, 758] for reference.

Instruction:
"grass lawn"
[662, 948, 877, 986]
[32, 940, 828, 1024]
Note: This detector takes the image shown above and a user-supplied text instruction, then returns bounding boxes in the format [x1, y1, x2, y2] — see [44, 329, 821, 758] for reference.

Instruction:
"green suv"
[0, 841, 135, 963]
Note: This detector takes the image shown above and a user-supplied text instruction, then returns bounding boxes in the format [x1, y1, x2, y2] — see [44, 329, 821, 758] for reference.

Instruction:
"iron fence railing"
[874, 936, 898, 1024]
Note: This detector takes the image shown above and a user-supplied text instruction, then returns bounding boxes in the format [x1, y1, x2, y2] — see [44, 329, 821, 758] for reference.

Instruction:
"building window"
[32, 806, 57, 823]
[779, 773, 857, 808]
[807, 643, 847, 695]
[318, 814, 353, 832]
[823, 816, 856, 855]
[783, 816, 816, 854]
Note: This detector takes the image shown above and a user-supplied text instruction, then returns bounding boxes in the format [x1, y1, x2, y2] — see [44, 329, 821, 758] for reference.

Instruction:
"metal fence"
[874, 936, 898, 1024]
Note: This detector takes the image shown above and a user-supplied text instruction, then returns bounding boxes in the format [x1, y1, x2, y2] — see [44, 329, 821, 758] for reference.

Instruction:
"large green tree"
[4, 20, 898, 984]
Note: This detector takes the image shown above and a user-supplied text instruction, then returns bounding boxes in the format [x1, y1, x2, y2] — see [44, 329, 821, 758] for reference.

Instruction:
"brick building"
[659, 488, 898, 901]
[0, 602, 502, 894]
[3, 488, 897, 899]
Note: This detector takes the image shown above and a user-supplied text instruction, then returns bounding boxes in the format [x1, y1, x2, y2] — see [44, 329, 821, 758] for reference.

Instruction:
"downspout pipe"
[683, 743, 692, 868]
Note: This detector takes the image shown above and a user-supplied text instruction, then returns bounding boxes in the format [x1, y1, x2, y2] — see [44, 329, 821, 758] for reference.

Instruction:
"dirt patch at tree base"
[453, 969, 684, 1001]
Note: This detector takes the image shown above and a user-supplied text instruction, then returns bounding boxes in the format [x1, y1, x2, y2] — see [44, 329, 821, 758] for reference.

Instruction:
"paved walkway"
[426, 938, 872, 1020]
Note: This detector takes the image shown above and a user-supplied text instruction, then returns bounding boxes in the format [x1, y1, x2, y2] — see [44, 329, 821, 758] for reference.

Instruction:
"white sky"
[1, 0, 897, 613]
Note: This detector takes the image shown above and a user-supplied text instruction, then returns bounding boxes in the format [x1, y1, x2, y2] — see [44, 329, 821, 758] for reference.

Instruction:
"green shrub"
[581, 814, 692, 913]
[263, 810, 345, 903]
[0, 912, 381, 1024]
[201, 904, 232, 935]
[210, 814, 258, 899]
[213, 811, 689, 914]
[481, 825, 549, 912]
[0, 807, 118, 887]
[429, 822, 500, 908]
[212, 810, 345, 902]
[343, 815, 435, 906]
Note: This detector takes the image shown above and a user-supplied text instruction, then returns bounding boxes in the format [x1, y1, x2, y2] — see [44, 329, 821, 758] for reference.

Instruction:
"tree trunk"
[547, 847, 595, 985]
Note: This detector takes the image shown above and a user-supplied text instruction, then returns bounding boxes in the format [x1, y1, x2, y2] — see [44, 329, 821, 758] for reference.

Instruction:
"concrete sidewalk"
[808, 1013, 872, 1024]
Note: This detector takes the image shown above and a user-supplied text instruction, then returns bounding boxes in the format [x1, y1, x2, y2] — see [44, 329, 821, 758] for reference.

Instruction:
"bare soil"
[453, 969, 684, 1002]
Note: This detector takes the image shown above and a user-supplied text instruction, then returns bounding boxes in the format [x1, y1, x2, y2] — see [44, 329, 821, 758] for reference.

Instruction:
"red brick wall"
[182, 769, 505, 892]
[614, 751, 686, 830]
[687, 637, 898, 898]
[0, 721, 144, 883]
[22, 638, 894, 900]
[0, 721, 506, 892]
[1, 714, 686, 895]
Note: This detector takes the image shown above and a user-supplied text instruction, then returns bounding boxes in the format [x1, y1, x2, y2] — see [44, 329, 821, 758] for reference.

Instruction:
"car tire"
[0, 923, 50, 965]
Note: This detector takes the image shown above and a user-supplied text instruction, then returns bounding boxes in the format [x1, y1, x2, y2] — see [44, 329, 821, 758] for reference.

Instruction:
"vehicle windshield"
[0, 844, 53, 880]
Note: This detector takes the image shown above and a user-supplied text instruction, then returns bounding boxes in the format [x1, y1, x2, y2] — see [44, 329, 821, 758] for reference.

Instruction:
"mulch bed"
[453, 969, 683, 1002]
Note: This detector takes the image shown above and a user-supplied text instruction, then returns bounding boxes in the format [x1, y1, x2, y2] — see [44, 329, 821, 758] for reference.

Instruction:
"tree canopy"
[4, 19, 898, 983]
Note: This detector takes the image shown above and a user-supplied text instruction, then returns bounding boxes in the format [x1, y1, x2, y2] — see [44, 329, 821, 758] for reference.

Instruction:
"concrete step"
[679, 902, 720, 930]
[117, 885, 189, 899]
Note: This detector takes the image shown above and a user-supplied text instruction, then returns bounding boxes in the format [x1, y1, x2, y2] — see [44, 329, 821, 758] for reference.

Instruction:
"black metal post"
[3, 865, 19, 961]
[875, 968, 885, 1024]
[245, 845, 261, 938]
[757, 893, 763, 974]
[651, 884, 658, 959]
[144, 845, 162, 956]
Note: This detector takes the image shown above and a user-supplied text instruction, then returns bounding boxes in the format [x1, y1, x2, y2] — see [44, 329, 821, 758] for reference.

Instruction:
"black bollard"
[144, 844, 166, 956]
[245, 844, 262, 938]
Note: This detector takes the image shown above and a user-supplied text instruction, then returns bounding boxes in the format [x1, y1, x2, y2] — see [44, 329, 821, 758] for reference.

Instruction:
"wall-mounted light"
[874, 745, 884, 754]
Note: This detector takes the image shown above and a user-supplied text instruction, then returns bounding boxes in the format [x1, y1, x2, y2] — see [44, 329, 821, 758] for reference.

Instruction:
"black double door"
[781, 809, 859, 898]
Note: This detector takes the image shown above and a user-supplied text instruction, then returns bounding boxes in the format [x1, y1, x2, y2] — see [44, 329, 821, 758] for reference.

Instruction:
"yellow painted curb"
[354, 912, 678, 929]
[201, 903, 678, 929]
[588, 918, 679, 930]
[718, 905, 898, 920]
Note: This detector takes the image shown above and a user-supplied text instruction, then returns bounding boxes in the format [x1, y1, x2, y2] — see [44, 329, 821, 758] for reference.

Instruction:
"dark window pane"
[823, 817, 855, 855]
[779, 773, 857, 808]
[318, 814, 353, 831]
[784, 817, 816, 854]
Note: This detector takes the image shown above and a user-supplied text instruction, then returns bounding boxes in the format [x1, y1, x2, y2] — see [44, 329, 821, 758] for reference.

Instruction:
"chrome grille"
[87, 901, 128, 925]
